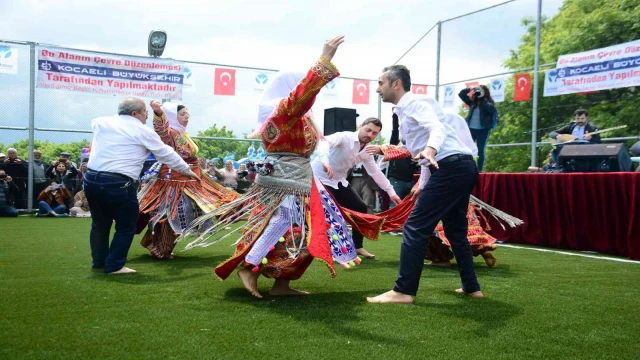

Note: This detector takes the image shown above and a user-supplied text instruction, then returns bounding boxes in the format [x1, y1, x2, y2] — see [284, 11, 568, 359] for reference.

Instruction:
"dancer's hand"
[410, 187, 422, 200]
[365, 144, 382, 155]
[322, 163, 334, 179]
[150, 100, 164, 116]
[390, 195, 401, 205]
[183, 169, 201, 182]
[413, 147, 438, 169]
[321, 35, 345, 62]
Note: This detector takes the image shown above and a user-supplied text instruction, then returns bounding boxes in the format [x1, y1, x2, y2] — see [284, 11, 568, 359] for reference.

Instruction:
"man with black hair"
[312, 117, 401, 259]
[368, 65, 480, 303]
[549, 109, 601, 164]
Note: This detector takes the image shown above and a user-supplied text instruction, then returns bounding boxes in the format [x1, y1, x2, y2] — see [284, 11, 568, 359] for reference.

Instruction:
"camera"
[51, 184, 60, 190]
[473, 87, 485, 98]
[0, 174, 6, 180]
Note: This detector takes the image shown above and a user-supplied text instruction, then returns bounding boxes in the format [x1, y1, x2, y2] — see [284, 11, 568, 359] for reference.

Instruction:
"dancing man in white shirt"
[311, 117, 401, 259]
[367, 65, 482, 303]
[85, 98, 199, 274]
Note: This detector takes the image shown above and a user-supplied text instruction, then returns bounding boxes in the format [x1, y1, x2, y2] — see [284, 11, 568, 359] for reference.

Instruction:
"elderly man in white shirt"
[311, 117, 401, 259]
[85, 98, 198, 275]
[367, 65, 482, 304]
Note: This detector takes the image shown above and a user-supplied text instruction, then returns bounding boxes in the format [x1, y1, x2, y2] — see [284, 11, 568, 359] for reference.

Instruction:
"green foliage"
[483, 0, 640, 171]
[0, 139, 90, 164]
[194, 124, 256, 165]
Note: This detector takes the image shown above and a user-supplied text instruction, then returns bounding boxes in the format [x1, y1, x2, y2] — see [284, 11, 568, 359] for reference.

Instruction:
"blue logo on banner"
[0, 45, 12, 59]
[491, 80, 502, 90]
[183, 66, 192, 79]
[445, 86, 453, 96]
[324, 79, 337, 90]
[255, 73, 268, 85]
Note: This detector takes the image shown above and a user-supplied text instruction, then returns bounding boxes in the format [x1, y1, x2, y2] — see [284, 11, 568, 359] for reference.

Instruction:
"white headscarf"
[162, 102, 186, 132]
[258, 71, 306, 125]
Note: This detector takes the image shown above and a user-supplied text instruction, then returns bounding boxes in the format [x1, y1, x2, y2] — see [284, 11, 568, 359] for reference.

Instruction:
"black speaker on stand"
[324, 108, 358, 136]
[559, 143, 633, 172]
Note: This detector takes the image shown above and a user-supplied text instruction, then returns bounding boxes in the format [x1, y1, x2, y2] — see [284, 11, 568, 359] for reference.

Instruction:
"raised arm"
[150, 100, 175, 146]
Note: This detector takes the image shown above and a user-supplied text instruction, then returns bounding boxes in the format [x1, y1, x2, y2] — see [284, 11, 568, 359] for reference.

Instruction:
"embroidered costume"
[179, 57, 383, 280]
[137, 102, 238, 259]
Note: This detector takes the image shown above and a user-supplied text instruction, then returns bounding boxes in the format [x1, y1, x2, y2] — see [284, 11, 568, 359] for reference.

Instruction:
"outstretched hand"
[321, 35, 345, 62]
[150, 100, 163, 116]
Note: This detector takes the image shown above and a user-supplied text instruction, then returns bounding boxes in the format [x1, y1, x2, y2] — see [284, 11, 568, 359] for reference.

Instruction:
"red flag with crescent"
[352, 80, 370, 104]
[214, 68, 236, 96]
[514, 74, 531, 102]
[411, 84, 428, 95]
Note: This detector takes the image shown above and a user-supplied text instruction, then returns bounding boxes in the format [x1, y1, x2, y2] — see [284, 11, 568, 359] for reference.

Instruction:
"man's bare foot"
[482, 251, 497, 268]
[426, 260, 452, 267]
[366, 290, 414, 304]
[237, 269, 262, 299]
[108, 267, 136, 274]
[455, 288, 484, 298]
[269, 279, 309, 296]
[356, 248, 376, 259]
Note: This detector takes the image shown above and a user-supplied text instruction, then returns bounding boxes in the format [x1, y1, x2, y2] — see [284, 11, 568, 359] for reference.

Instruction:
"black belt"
[86, 169, 135, 182]
[429, 154, 473, 171]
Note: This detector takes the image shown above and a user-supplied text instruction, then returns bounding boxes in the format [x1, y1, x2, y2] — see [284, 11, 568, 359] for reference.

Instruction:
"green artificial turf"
[1, 217, 639, 359]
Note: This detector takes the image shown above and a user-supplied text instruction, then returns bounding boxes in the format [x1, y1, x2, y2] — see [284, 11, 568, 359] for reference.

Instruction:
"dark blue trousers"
[83, 171, 139, 273]
[394, 157, 480, 296]
[470, 128, 491, 171]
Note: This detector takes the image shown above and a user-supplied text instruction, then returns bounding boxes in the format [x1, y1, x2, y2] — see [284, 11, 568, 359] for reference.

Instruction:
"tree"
[481, 0, 640, 172]
[1, 139, 90, 164]
[194, 125, 257, 165]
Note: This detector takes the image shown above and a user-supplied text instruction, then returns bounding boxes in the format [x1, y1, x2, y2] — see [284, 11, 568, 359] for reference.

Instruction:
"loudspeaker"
[324, 107, 358, 136]
[559, 143, 632, 172]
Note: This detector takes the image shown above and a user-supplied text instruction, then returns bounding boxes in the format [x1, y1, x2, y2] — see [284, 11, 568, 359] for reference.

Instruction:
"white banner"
[547, 39, 640, 96]
[489, 77, 505, 102]
[37, 46, 185, 99]
[0, 44, 19, 74]
[442, 85, 455, 108]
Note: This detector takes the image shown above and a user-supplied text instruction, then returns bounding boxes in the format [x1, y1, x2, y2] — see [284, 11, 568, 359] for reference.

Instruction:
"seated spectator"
[0, 169, 19, 217]
[0, 153, 6, 163]
[47, 159, 78, 192]
[236, 164, 251, 194]
[76, 160, 88, 193]
[70, 186, 91, 217]
[36, 180, 70, 217]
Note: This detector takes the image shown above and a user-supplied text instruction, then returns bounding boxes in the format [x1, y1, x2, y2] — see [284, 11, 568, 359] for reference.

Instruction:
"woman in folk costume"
[178, 36, 384, 298]
[369, 104, 523, 267]
[137, 100, 238, 259]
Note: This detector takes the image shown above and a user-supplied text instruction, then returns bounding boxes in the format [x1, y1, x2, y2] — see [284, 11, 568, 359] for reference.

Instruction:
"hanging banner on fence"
[549, 39, 640, 95]
[0, 44, 19, 74]
[489, 77, 505, 102]
[36, 46, 184, 99]
[442, 85, 455, 108]
[352, 79, 370, 105]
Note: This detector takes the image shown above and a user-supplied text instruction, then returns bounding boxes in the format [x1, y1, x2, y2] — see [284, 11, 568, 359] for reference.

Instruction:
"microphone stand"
[523, 121, 572, 168]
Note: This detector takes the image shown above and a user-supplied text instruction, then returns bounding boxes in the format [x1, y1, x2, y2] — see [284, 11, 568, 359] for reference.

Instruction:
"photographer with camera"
[2, 148, 28, 209]
[36, 179, 71, 217]
[458, 85, 497, 172]
[0, 169, 19, 217]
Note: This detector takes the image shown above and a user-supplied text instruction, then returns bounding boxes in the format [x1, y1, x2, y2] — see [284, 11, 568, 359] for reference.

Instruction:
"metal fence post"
[27, 42, 36, 212]
[435, 21, 442, 101]
[530, 0, 543, 167]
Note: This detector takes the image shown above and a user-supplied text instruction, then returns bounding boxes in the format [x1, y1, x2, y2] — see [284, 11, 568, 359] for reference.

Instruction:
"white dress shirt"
[311, 131, 397, 197]
[394, 93, 473, 190]
[87, 115, 190, 180]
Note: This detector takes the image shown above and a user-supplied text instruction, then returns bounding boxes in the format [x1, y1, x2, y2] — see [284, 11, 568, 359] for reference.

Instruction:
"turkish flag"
[465, 81, 480, 89]
[352, 80, 370, 104]
[514, 74, 531, 102]
[214, 68, 236, 96]
[412, 84, 428, 95]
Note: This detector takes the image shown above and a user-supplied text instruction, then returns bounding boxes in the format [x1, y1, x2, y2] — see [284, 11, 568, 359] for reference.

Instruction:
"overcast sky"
[0, 0, 564, 147]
